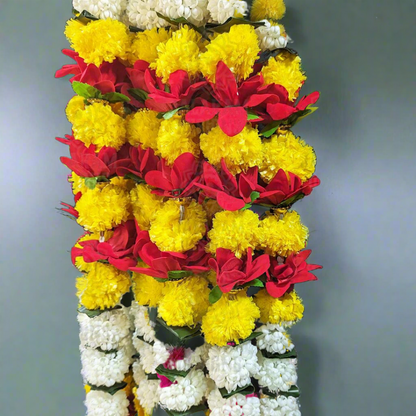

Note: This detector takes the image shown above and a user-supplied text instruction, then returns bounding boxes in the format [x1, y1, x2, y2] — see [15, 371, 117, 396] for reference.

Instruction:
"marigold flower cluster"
[57, 0, 320, 414]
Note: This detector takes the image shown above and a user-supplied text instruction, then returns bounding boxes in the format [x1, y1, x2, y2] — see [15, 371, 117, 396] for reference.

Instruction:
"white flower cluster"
[126, 0, 168, 29]
[206, 343, 259, 393]
[130, 303, 156, 343]
[135, 339, 170, 373]
[85, 390, 129, 416]
[159, 369, 208, 412]
[255, 357, 298, 393]
[255, 20, 290, 51]
[78, 308, 132, 351]
[136, 378, 161, 414]
[207, 0, 248, 24]
[158, 0, 210, 26]
[260, 396, 301, 416]
[73, 0, 128, 20]
[257, 324, 294, 355]
[80, 342, 135, 387]
[208, 388, 261, 416]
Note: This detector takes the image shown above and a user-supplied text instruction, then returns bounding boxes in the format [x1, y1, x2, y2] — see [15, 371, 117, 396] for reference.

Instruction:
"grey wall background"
[1, 0, 415, 415]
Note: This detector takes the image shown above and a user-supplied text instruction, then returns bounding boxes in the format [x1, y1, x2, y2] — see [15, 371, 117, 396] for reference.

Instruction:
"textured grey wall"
[1, 0, 415, 415]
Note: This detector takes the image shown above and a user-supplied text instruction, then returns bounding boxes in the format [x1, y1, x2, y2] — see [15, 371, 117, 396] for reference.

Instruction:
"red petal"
[266, 103, 296, 121]
[217, 192, 246, 211]
[145, 171, 173, 191]
[168, 70, 190, 98]
[218, 107, 247, 136]
[60, 157, 92, 177]
[214, 62, 238, 106]
[185, 107, 220, 123]
[94, 80, 116, 94]
[109, 257, 137, 271]
[247, 254, 270, 280]
[266, 281, 291, 298]
[297, 91, 320, 110]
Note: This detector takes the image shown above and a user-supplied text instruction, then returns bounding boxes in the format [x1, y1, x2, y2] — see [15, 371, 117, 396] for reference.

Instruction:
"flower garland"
[57, 0, 321, 414]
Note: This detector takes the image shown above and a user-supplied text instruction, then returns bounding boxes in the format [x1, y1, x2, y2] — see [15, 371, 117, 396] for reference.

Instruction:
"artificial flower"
[65, 19, 130, 66]
[255, 289, 304, 325]
[250, 0, 286, 21]
[199, 24, 260, 81]
[210, 248, 270, 293]
[255, 356, 298, 393]
[200, 125, 262, 175]
[149, 199, 207, 252]
[206, 343, 259, 393]
[128, 27, 171, 65]
[158, 276, 210, 327]
[145, 153, 201, 198]
[259, 210, 308, 257]
[76, 263, 131, 310]
[72, 102, 127, 151]
[152, 26, 203, 82]
[131, 262, 166, 307]
[267, 249, 322, 297]
[207, 209, 260, 258]
[201, 290, 260, 346]
[85, 390, 130, 416]
[75, 184, 131, 232]
[126, 109, 161, 149]
[207, 0, 248, 24]
[157, 116, 201, 165]
[130, 183, 164, 230]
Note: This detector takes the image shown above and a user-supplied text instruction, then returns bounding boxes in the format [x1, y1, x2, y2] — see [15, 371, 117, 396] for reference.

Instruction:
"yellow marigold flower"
[76, 184, 131, 232]
[132, 261, 165, 307]
[84, 385, 91, 394]
[152, 26, 202, 82]
[66, 95, 85, 124]
[208, 210, 260, 258]
[261, 51, 307, 102]
[72, 102, 126, 151]
[133, 387, 151, 416]
[149, 199, 207, 253]
[255, 289, 304, 324]
[158, 277, 210, 327]
[73, 230, 114, 272]
[157, 117, 200, 165]
[109, 177, 136, 191]
[130, 183, 164, 230]
[203, 199, 223, 223]
[123, 371, 135, 397]
[251, 0, 286, 21]
[126, 109, 161, 150]
[259, 211, 308, 257]
[260, 131, 316, 183]
[76, 263, 131, 310]
[128, 27, 171, 65]
[200, 25, 260, 81]
[200, 125, 262, 175]
[69, 172, 89, 195]
[202, 290, 260, 346]
[65, 19, 130, 66]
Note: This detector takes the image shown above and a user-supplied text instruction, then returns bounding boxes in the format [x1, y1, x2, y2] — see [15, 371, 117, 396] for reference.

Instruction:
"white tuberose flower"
[207, 388, 261, 416]
[73, 0, 127, 20]
[136, 339, 170, 374]
[157, 0, 210, 26]
[136, 378, 161, 414]
[207, 0, 248, 24]
[260, 396, 301, 416]
[130, 303, 156, 343]
[126, 0, 168, 30]
[85, 390, 129, 416]
[78, 308, 131, 351]
[257, 324, 294, 355]
[255, 356, 298, 393]
[159, 369, 208, 412]
[80, 342, 135, 387]
[206, 343, 259, 393]
[256, 20, 290, 51]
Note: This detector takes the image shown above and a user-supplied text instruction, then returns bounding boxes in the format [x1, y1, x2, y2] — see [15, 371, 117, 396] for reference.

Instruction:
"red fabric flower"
[58, 135, 131, 178]
[210, 248, 270, 293]
[71, 221, 138, 271]
[186, 62, 286, 136]
[197, 160, 259, 211]
[266, 250, 322, 297]
[55, 49, 127, 94]
[148, 70, 207, 108]
[257, 169, 321, 206]
[145, 153, 201, 198]
[130, 230, 210, 279]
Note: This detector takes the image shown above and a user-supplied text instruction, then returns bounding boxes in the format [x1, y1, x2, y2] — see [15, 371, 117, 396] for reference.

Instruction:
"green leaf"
[279, 385, 301, 398]
[84, 177, 97, 190]
[247, 110, 259, 121]
[206, 17, 265, 34]
[124, 173, 145, 183]
[128, 88, 149, 103]
[89, 381, 127, 395]
[161, 106, 188, 120]
[156, 12, 200, 31]
[209, 286, 223, 304]
[102, 92, 130, 103]
[250, 191, 260, 202]
[167, 270, 193, 280]
[241, 203, 252, 211]
[147, 373, 159, 380]
[165, 404, 208, 416]
[260, 348, 298, 359]
[74, 9, 99, 24]
[129, 25, 144, 33]
[277, 193, 305, 209]
[72, 81, 101, 100]
[156, 365, 190, 382]
[78, 305, 121, 318]
[249, 278, 264, 288]
[156, 318, 201, 341]
[292, 106, 319, 126]
[220, 384, 255, 399]
[256, 47, 299, 65]
[260, 121, 280, 138]
[96, 347, 118, 354]
[240, 331, 262, 344]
